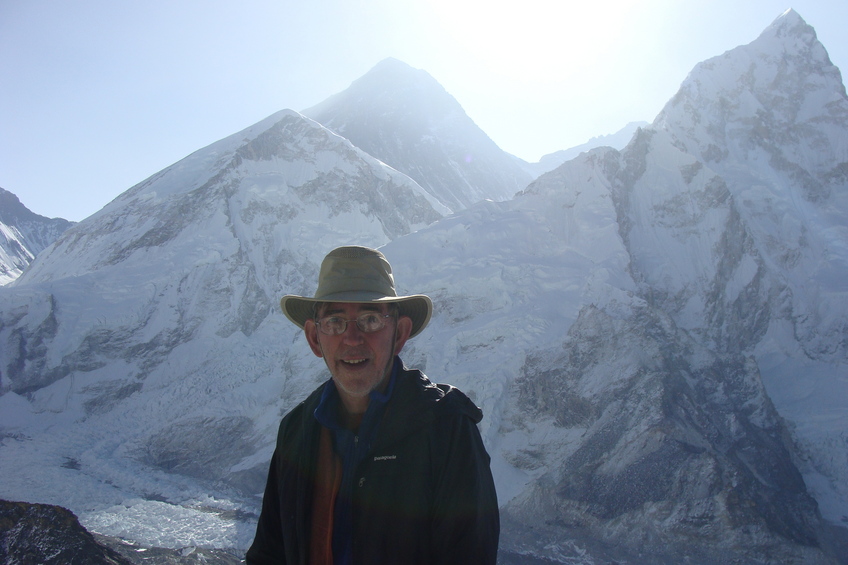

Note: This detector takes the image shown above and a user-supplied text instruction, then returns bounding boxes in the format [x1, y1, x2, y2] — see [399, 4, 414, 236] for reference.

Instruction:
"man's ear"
[304, 320, 323, 358]
[393, 315, 413, 355]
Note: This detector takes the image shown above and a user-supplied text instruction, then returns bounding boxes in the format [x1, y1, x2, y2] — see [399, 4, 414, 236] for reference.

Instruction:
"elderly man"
[246, 245, 499, 565]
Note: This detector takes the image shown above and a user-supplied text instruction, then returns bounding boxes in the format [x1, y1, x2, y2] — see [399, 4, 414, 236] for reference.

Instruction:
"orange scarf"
[310, 426, 342, 565]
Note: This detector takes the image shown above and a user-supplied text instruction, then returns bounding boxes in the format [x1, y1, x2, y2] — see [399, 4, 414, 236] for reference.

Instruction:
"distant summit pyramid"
[304, 58, 533, 212]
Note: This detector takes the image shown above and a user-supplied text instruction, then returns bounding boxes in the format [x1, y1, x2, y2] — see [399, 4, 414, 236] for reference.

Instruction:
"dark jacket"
[245, 364, 500, 564]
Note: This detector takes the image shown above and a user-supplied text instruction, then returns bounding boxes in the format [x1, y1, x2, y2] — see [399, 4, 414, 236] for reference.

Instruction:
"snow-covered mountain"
[392, 128, 839, 562]
[380, 11, 847, 562]
[304, 58, 533, 212]
[0, 8, 846, 564]
[385, 10, 847, 562]
[0, 109, 446, 553]
[0, 187, 73, 285]
[652, 9, 848, 533]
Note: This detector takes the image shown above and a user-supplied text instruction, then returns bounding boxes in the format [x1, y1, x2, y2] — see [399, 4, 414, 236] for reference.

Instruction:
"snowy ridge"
[523, 121, 650, 177]
[2, 108, 446, 405]
[17, 110, 447, 285]
[1, 10, 847, 564]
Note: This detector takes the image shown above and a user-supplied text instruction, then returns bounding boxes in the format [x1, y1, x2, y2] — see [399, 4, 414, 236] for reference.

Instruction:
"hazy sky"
[2, 0, 846, 222]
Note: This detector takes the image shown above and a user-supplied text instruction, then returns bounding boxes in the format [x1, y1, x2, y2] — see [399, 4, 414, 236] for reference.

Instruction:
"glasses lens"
[319, 317, 345, 335]
[356, 312, 386, 332]
[317, 313, 390, 335]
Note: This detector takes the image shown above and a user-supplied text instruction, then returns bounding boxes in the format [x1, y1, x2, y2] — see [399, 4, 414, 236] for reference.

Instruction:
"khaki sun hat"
[280, 246, 433, 338]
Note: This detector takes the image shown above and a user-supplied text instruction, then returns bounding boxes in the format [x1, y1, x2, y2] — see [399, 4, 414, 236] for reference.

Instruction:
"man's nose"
[340, 320, 365, 343]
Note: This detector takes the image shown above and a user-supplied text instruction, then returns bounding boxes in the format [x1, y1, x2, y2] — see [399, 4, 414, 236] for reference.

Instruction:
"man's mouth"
[342, 358, 367, 365]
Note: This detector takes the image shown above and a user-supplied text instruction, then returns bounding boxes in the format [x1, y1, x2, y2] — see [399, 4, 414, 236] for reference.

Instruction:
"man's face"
[305, 302, 412, 404]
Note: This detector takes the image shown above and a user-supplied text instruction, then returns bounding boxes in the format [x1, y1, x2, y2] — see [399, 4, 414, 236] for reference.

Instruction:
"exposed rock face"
[0, 187, 73, 285]
[0, 499, 130, 564]
[502, 304, 825, 563]
[650, 10, 848, 530]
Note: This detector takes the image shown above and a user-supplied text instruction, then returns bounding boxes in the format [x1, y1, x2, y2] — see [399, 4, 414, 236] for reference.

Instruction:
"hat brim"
[281, 292, 433, 338]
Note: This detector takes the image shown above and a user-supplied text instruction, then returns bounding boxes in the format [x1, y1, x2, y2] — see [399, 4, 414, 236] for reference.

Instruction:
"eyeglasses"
[315, 312, 395, 336]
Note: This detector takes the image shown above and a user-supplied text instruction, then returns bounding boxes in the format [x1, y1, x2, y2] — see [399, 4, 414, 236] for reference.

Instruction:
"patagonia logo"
[373, 455, 397, 462]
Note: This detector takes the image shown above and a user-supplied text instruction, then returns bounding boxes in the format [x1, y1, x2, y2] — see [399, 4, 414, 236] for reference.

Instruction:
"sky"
[1, 0, 847, 222]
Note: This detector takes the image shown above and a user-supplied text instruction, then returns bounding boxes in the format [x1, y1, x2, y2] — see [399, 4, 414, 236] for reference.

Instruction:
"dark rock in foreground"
[0, 499, 130, 564]
[0, 500, 244, 565]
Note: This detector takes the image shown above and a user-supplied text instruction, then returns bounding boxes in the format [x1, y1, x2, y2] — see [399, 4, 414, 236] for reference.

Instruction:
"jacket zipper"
[354, 435, 365, 487]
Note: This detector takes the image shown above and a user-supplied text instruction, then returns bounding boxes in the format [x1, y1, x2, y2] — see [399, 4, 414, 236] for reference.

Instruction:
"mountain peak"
[355, 58, 447, 100]
[368, 57, 419, 75]
[303, 59, 532, 212]
[654, 7, 846, 173]
[306, 58, 453, 120]
[363, 58, 434, 82]
[768, 8, 806, 32]
[755, 7, 823, 53]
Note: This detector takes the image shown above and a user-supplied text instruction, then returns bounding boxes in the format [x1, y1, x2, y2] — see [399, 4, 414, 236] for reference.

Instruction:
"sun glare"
[425, 0, 645, 81]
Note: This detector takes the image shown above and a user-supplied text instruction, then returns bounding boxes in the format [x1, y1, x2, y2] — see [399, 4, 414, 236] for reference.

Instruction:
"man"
[246, 245, 499, 565]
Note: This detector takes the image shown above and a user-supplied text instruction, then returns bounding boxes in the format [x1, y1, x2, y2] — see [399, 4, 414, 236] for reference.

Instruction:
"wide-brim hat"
[280, 245, 432, 338]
